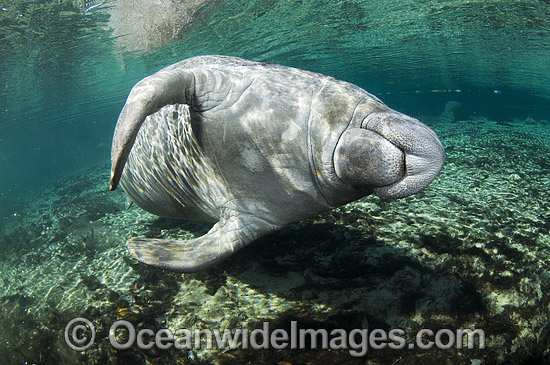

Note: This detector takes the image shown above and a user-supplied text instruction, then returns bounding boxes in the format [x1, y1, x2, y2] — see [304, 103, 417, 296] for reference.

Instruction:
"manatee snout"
[335, 112, 444, 199]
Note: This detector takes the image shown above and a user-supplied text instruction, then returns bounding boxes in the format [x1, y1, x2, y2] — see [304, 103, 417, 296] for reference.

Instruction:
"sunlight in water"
[0, 0, 549, 363]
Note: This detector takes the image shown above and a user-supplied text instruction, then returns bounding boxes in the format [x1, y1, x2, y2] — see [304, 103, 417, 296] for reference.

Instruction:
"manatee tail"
[109, 55, 257, 191]
[110, 64, 196, 191]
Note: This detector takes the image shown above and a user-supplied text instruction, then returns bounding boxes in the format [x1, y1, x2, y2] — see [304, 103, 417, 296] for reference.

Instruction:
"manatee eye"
[334, 128, 404, 188]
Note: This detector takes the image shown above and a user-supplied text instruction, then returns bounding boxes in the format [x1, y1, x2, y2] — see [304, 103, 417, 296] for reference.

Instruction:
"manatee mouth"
[360, 112, 445, 199]
[334, 128, 405, 190]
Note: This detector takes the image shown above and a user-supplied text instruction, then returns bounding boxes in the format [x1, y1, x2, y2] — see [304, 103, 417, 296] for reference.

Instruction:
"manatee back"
[187, 63, 336, 224]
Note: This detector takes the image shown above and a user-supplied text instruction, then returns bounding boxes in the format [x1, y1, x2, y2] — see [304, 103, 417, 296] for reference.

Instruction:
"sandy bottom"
[0, 116, 549, 364]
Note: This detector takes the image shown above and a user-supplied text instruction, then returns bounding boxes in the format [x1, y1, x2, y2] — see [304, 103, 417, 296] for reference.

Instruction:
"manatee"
[110, 55, 445, 272]
[439, 100, 463, 123]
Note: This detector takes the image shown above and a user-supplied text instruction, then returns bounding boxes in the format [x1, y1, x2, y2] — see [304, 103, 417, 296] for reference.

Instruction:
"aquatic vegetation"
[1, 116, 549, 363]
[1, 0, 550, 363]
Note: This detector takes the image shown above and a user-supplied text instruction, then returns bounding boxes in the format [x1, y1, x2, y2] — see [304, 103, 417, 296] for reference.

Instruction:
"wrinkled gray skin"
[110, 55, 445, 272]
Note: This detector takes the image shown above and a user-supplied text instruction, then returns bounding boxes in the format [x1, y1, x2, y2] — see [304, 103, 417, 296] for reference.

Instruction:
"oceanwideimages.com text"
[65, 318, 485, 356]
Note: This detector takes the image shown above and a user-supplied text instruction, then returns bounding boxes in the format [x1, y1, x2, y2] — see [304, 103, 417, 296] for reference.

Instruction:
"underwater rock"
[1, 116, 550, 363]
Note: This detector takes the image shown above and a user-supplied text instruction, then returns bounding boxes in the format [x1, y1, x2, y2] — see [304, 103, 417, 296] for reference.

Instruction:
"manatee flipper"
[126, 211, 278, 272]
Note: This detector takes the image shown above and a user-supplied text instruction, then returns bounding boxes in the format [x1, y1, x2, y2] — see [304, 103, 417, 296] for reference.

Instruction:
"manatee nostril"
[334, 128, 405, 188]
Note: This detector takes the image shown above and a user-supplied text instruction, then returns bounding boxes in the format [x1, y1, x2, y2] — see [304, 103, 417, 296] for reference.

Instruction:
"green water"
[0, 0, 549, 363]
[1, 0, 549, 210]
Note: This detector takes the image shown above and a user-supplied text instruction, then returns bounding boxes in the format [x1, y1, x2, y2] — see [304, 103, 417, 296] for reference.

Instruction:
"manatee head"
[334, 111, 444, 199]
